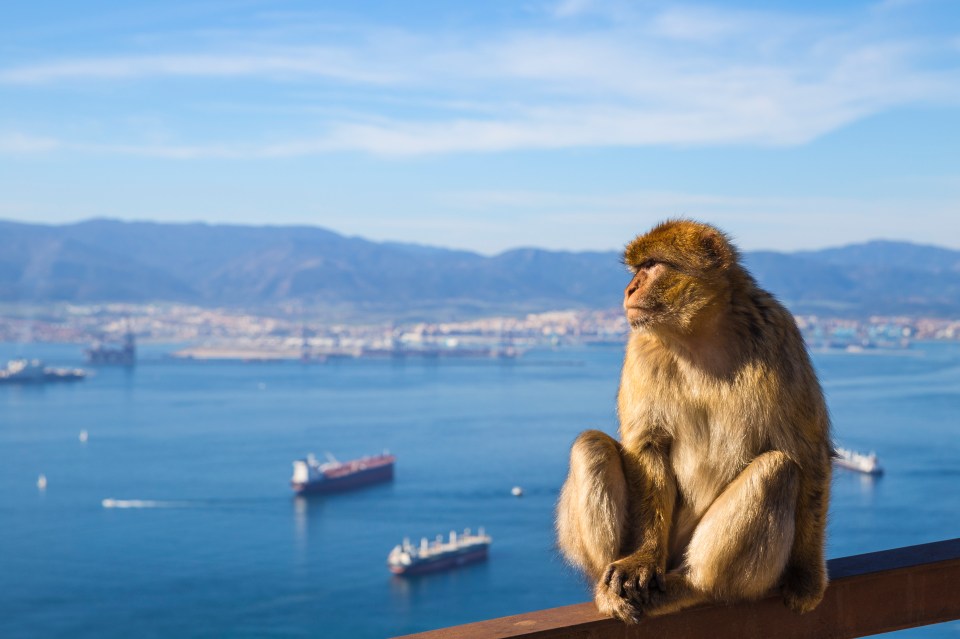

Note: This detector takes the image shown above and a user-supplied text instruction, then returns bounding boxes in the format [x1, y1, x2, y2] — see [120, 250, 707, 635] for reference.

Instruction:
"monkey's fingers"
[629, 568, 663, 605]
[601, 564, 616, 587]
[594, 583, 642, 625]
[622, 572, 645, 604]
[633, 576, 652, 605]
[602, 564, 626, 596]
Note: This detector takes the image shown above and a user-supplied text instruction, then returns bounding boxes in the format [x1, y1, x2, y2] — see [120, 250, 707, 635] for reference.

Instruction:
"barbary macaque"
[556, 220, 831, 622]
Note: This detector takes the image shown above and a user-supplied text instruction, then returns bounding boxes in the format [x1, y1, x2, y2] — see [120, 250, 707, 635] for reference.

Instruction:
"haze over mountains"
[2, 219, 959, 319]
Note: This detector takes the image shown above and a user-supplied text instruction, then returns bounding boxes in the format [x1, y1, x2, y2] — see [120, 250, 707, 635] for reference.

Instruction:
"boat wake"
[101, 498, 193, 509]
[100, 497, 274, 510]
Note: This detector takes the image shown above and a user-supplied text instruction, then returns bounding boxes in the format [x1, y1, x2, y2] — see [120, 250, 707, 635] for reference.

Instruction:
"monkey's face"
[622, 261, 712, 332]
[623, 260, 669, 328]
[622, 220, 736, 334]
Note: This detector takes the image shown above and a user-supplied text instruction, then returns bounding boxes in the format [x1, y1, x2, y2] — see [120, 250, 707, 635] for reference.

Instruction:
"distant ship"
[290, 452, 395, 494]
[0, 359, 86, 384]
[834, 447, 884, 475]
[85, 330, 136, 366]
[388, 528, 491, 575]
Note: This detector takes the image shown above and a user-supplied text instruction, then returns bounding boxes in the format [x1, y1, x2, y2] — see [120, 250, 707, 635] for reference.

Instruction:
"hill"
[1, 219, 958, 318]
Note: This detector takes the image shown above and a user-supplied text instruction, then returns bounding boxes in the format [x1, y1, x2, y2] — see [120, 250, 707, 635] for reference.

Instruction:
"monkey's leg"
[556, 430, 628, 581]
[591, 436, 676, 624]
[641, 450, 799, 618]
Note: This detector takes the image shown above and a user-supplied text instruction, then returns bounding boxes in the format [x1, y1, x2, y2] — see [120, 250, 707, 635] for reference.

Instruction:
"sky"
[1, 0, 958, 255]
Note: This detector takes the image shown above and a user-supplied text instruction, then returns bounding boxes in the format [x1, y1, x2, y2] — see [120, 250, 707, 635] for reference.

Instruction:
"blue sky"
[1, 0, 958, 254]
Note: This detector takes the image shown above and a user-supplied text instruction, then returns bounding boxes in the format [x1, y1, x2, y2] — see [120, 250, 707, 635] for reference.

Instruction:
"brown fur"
[556, 219, 831, 623]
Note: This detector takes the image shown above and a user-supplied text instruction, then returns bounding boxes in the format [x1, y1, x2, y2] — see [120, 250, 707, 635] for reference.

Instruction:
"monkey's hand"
[594, 554, 665, 624]
[781, 562, 827, 614]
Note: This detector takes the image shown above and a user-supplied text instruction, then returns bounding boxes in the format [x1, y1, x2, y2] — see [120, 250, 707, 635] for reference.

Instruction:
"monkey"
[556, 219, 831, 623]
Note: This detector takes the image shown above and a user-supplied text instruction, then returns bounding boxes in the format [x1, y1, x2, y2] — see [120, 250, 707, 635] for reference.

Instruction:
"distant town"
[1, 304, 959, 363]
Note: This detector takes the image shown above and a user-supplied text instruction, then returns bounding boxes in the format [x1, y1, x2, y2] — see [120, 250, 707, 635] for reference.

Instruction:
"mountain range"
[2, 219, 959, 319]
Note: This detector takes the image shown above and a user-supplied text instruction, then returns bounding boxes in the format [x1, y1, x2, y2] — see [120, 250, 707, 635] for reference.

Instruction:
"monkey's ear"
[699, 230, 735, 269]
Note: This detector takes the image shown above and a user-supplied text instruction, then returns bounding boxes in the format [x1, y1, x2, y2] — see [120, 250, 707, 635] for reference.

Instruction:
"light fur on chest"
[620, 354, 772, 517]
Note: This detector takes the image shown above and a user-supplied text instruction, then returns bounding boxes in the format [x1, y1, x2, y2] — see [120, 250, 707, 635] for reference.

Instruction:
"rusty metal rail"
[394, 538, 960, 639]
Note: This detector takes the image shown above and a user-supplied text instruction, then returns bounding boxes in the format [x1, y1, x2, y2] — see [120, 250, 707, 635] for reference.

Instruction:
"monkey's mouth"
[625, 306, 651, 327]
[625, 303, 667, 330]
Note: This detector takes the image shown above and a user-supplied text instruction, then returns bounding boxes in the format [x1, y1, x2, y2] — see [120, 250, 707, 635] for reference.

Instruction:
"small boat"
[834, 447, 883, 475]
[0, 359, 86, 384]
[388, 528, 491, 576]
[511, 486, 524, 497]
[290, 452, 395, 494]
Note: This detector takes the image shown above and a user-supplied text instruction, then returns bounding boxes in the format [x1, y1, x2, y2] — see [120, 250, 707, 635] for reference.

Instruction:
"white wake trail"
[101, 498, 192, 509]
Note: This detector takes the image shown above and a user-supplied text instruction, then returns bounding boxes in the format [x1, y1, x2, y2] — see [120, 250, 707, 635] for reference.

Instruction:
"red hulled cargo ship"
[290, 452, 395, 494]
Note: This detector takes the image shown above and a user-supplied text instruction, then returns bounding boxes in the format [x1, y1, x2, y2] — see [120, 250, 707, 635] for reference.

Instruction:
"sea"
[1, 340, 958, 638]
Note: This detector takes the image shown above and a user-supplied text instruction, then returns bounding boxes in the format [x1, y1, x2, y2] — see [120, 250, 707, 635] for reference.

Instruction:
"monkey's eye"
[637, 259, 658, 271]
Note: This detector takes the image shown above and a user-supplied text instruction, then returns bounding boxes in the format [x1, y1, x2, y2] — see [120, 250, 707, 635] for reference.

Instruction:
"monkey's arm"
[599, 435, 676, 607]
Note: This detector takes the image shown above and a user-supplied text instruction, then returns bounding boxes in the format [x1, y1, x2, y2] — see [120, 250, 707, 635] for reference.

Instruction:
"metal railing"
[395, 538, 960, 639]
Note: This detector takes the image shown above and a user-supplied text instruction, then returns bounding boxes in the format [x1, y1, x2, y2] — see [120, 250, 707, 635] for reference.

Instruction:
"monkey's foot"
[781, 565, 827, 614]
[594, 557, 664, 624]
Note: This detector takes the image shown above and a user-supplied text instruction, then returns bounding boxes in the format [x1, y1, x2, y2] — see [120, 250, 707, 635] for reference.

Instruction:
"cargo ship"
[0, 359, 87, 384]
[290, 452, 395, 494]
[388, 528, 491, 575]
[85, 330, 136, 366]
[833, 447, 883, 475]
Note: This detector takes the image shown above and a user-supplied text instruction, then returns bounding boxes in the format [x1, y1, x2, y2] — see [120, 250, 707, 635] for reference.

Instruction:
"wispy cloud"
[0, 133, 61, 153]
[651, 6, 755, 43]
[0, 50, 402, 85]
[0, 1, 958, 157]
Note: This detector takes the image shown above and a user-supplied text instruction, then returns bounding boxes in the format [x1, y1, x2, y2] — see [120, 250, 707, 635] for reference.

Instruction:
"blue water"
[1, 341, 958, 638]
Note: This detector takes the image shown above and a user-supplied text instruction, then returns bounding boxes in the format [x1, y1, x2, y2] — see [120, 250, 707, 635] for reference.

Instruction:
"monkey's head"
[622, 220, 740, 334]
